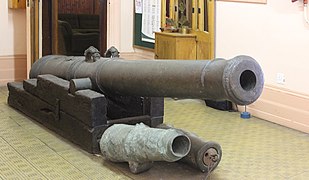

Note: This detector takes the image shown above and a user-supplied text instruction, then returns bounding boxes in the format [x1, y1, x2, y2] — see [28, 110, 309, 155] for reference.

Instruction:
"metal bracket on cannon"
[84, 46, 101, 62]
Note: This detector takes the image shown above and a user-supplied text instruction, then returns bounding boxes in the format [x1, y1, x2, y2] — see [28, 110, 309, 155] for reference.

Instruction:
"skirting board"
[218, 0, 267, 4]
[239, 85, 309, 133]
[0, 55, 27, 86]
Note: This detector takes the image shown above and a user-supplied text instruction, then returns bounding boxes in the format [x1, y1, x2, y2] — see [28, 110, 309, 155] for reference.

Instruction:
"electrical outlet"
[276, 73, 285, 84]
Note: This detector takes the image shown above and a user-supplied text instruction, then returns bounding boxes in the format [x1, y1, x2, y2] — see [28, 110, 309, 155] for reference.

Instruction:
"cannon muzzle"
[30, 50, 263, 105]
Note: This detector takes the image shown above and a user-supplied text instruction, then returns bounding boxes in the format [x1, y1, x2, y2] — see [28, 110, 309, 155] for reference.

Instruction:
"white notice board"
[141, 0, 161, 43]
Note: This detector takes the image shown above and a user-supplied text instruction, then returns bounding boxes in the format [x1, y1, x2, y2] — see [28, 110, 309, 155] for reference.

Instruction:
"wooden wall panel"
[42, 0, 52, 56]
[58, 0, 99, 15]
[99, 0, 107, 53]
[94, 0, 100, 15]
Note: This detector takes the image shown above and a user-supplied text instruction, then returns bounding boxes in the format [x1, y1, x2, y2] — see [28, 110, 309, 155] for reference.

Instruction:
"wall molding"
[120, 48, 155, 60]
[240, 84, 309, 133]
[0, 54, 27, 86]
[0, 54, 27, 59]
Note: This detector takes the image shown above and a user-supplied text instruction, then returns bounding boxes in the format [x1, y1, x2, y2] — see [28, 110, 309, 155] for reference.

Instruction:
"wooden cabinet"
[158, 0, 215, 60]
[155, 32, 197, 60]
[8, 0, 26, 9]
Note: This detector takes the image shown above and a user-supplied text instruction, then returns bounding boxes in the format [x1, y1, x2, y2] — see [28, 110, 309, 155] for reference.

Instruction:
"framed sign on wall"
[219, 0, 266, 4]
[8, 0, 26, 8]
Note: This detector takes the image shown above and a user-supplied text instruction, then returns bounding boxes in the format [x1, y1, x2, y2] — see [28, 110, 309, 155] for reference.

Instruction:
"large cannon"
[7, 47, 263, 174]
[30, 47, 263, 105]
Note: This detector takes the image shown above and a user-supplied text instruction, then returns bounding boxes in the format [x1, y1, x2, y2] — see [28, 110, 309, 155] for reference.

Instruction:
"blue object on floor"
[241, 111, 251, 119]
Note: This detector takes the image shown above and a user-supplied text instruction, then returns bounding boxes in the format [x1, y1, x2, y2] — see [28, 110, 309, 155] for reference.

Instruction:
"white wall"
[114, 0, 309, 96]
[111, 0, 309, 94]
[0, 1, 27, 56]
[216, 0, 309, 133]
[115, 0, 309, 132]
[0, 1, 27, 85]
[216, 0, 309, 95]
[107, 0, 134, 52]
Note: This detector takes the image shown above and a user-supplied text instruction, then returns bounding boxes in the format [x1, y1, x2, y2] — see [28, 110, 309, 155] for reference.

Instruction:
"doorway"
[28, 0, 107, 63]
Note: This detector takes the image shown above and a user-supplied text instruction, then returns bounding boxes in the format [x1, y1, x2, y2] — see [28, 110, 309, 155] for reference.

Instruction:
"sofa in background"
[58, 14, 100, 56]
[59, 14, 100, 33]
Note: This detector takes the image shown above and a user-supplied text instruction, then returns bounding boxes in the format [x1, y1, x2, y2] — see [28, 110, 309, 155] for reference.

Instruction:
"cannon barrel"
[30, 54, 263, 105]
